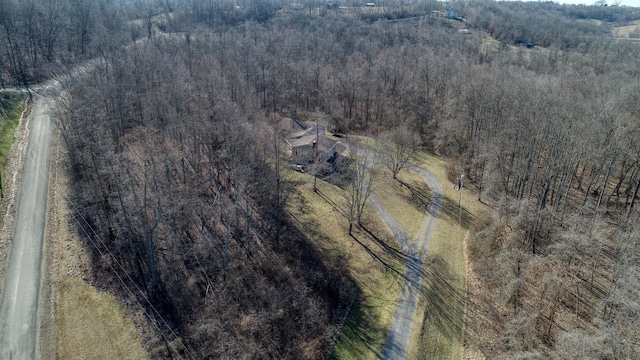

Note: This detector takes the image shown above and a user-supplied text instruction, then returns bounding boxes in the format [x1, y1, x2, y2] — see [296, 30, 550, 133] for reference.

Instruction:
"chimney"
[311, 139, 318, 164]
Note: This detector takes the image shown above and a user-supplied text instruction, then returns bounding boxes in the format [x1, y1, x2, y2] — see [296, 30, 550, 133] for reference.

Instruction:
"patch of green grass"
[408, 215, 466, 360]
[0, 93, 26, 193]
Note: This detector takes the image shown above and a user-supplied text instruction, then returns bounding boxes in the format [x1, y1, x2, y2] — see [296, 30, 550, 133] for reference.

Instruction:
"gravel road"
[377, 163, 442, 360]
[0, 93, 54, 359]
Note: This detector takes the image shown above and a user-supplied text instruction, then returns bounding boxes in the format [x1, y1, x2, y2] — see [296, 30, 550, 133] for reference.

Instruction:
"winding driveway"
[375, 163, 442, 360]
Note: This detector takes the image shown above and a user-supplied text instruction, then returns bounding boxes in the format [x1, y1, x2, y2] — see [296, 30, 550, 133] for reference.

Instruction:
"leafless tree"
[344, 140, 378, 235]
[382, 125, 421, 180]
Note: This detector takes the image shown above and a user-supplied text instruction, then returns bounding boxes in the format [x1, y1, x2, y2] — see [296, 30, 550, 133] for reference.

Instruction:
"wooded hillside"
[3, 0, 639, 358]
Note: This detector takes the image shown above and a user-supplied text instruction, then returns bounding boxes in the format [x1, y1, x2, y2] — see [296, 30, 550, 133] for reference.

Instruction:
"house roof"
[279, 117, 307, 134]
[288, 124, 326, 139]
[289, 134, 338, 152]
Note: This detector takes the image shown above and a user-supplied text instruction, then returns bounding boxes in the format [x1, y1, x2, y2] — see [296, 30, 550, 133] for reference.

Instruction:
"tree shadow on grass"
[437, 194, 475, 229]
[415, 255, 466, 353]
[311, 180, 501, 359]
[360, 225, 413, 265]
[309, 185, 488, 358]
[329, 297, 386, 360]
[350, 227, 467, 337]
[397, 178, 432, 213]
[352, 225, 495, 359]
[314, 187, 350, 219]
[396, 176, 475, 230]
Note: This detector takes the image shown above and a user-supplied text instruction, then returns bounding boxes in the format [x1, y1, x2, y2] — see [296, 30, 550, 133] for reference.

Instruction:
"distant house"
[445, 8, 462, 21]
[445, 8, 456, 19]
[518, 41, 536, 48]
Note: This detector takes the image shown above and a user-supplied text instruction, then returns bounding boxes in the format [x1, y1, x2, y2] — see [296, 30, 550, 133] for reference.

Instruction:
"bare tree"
[345, 141, 378, 235]
[382, 125, 421, 180]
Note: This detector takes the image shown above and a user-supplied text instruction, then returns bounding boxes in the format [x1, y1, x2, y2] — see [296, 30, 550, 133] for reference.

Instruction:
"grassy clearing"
[56, 278, 149, 360]
[287, 144, 485, 359]
[287, 172, 406, 360]
[406, 152, 485, 360]
[612, 19, 640, 37]
[0, 93, 26, 194]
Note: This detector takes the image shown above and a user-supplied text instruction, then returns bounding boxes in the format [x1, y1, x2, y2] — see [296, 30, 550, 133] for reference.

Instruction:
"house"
[445, 8, 462, 21]
[445, 8, 456, 19]
[280, 117, 347, 172]
[287, 134, 339, 166]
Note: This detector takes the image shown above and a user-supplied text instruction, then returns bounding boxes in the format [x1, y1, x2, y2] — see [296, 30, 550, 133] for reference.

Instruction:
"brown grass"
[42, 130, 149, 360]
[55, 279, 149, 360]
[612, 19, 640, 37]
[0, 93, 28, 292]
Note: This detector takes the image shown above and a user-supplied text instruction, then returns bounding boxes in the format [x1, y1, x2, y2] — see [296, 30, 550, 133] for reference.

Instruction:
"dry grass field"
[612, 19, 640, 37]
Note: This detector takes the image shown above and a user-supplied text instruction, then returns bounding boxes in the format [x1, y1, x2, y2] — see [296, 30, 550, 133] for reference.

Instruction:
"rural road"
[376, 163, 442, 360]
[0, 88, 56, 359]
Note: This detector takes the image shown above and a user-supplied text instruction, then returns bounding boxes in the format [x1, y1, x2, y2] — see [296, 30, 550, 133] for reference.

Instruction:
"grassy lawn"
[287, 171, 406, 360]
[375, 167, 431, 240]
[286, 136, 487, 360]
[56, 279, 149, 359]
[406, 152, 483, 360]
[0, 93, 26, 196]
[286, 140, 476, 359]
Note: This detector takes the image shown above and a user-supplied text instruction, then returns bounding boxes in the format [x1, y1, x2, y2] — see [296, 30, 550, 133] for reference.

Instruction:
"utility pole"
[458, 172, 464, 225]
[313, 114, 319, 192]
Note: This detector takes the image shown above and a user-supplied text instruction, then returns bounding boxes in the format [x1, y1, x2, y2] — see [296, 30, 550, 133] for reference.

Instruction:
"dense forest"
[2, 0, 640, 358]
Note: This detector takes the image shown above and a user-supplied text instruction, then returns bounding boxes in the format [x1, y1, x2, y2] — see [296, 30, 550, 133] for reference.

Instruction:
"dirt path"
[376, 163, 442, 360]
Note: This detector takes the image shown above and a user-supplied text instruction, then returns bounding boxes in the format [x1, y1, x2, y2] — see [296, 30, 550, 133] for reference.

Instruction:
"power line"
[65, 195, 196, 360]
[20, 114, 197, 359]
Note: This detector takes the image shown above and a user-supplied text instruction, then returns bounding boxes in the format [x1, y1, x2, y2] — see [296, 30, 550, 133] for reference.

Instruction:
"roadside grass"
[56, 278, 148, 359]
[286, 171, 406, 360]
[0, 93, 26, 196]
[45, 132, 150, 360]
[406, 151, 485, 360]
